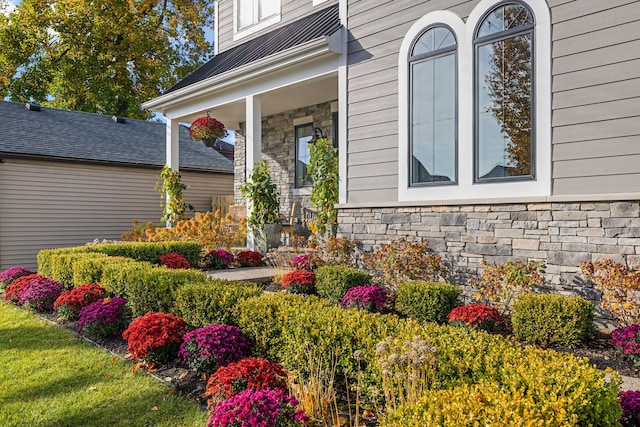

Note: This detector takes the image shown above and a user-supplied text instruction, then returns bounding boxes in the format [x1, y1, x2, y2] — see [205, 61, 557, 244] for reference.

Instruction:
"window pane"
[238, 0, 254, 29]
[295, 124, 314, 188]
[412, 26, 455, 57]
[260, 0, 278, 20]
[411, 52, 456, 184]
[477, 4, 532, 38]
[477, 33, 532, 180]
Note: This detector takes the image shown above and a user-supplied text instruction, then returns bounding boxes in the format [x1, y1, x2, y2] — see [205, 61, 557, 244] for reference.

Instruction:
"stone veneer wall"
[338, 201, 640, 326]
[234, 101, 337, 224]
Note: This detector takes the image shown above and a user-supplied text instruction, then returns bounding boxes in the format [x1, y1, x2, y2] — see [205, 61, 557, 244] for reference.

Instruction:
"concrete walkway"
[622, 375, 640, 391]
[206, 266, 273, 284]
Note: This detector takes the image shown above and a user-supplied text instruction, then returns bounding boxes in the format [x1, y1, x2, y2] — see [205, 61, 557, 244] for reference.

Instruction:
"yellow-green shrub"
[511, 293, 595, 346]
[395, 281, 460, 323]
[37, 247, 87, 277]
[120, 265, 206, 316]
[236, 293, 621, 425]
[50, 252, 107, 289]
[381, 382, 586, 427]
[86, 241, 202, 267]
[315, 265, 370, 302]
[99, 258, 149, 297]
[72, 254, 128, 286]
[173, 279, 263, 327]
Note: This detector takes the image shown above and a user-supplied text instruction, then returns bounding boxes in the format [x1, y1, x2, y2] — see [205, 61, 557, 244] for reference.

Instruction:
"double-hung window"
[235, 0, 281, 39]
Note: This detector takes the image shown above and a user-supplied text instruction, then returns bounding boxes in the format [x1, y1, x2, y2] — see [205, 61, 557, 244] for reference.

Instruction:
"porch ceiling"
[178, 73, 338, 129]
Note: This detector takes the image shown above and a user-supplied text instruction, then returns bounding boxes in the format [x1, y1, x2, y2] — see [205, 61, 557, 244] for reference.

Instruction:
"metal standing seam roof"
[0, 101, 234, 173]
[166, 4, 341, 94]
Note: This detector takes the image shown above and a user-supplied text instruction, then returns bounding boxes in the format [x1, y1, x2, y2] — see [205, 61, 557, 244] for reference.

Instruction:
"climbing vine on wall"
[158, 165, 192, 226]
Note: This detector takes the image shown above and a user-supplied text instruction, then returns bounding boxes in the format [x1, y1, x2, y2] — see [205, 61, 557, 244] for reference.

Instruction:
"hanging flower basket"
[189, 116, 227, 142]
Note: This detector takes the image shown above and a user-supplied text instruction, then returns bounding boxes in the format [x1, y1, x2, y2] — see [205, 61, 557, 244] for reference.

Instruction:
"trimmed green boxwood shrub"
[380, 381, 618, 426]
[37, 247, 87, 277]
[512, 293, 595, 346]
[72, 254, 128, 286]
[173, 279, 263, 327]
[235, 293, 621, 426]
[395, 281, 460, 323]
[50, 252, 110, 289]
[315, 265, 370, 302]
[100, 259, 150, 297]
[108, 264, 206, 316]
[86, 241, 202, 267]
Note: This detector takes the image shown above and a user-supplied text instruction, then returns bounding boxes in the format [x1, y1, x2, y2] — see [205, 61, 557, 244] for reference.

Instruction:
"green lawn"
[0, 302, 208, 427]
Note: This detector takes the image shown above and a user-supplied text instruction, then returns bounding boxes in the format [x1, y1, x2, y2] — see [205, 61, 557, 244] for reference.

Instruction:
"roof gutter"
[142, 30, 343, 112]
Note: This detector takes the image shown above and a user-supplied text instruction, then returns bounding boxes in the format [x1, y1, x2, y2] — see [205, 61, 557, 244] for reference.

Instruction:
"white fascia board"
[164, 52, 340, 120]
[142, 32, 343, 113]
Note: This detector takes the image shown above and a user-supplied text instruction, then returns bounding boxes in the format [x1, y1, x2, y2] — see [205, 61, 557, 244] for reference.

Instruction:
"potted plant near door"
[239, 160, 281, 252]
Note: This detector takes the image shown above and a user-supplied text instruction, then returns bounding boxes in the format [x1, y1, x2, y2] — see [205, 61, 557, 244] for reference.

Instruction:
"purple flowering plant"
[77, 298, 130, 338]
[612, 325, 640, 366]
[203, 249, 235, 270]
[290, 254, 323, 272]
[208, 388, 308, 427]
[621, 390, 640, 427]
[0, 267, 34, 290]
[341, 285, 387, 312]
[179, 324, 250, 374]
[18, 277, 64, 312]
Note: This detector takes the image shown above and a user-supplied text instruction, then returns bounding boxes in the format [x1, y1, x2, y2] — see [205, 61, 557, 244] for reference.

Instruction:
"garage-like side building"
[0, 101, 234, 270]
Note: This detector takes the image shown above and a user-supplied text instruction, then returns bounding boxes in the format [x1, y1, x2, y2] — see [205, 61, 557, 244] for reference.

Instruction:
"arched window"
[474, 2, 535, 182]
[410, 26, 457, 185]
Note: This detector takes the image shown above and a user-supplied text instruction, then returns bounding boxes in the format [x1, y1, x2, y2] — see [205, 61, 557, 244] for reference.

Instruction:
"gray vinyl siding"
[217, 0, 339, 52]
[345, 0, 640, 203]
[551, 0, 640, 195]
[0, 158, 233, 270]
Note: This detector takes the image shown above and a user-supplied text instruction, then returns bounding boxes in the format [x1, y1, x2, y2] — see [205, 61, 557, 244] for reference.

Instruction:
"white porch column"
[245, 95, 262, 250]
[165, 117, 180, 227]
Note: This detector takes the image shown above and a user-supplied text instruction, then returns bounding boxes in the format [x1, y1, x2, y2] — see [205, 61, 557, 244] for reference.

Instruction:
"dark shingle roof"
[0, 101, 234, 173]
[167, 4, 341, 94]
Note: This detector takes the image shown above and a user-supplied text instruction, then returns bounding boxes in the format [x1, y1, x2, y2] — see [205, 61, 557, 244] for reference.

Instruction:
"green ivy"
[308, 137, 339, 235]
[158, 165, 192, 226]
[238, 160, 281, 231]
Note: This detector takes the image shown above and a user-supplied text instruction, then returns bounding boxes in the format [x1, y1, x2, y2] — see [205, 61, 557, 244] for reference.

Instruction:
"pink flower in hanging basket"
[189, 116, 227, 141]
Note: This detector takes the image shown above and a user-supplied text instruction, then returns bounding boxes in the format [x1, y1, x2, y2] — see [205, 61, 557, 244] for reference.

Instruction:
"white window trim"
[233, 0, 282, 41]
[398, 0, 551, 203]
[313, 0, 329, 6]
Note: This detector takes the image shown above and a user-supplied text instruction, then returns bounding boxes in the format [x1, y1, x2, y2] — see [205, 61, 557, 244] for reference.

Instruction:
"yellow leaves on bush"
[122, 211, 247, 252]
[581, 258, 640, 326]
